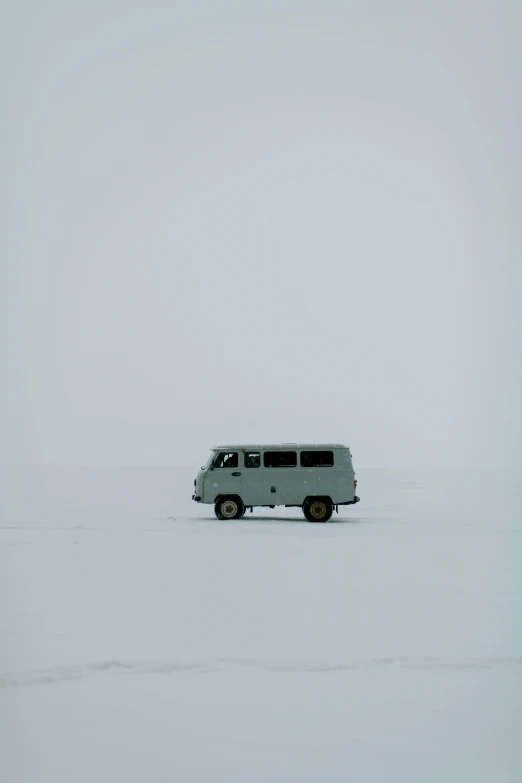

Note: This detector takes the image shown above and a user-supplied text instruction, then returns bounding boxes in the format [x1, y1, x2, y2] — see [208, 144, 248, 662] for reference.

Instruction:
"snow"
[2, 466, 522, 782]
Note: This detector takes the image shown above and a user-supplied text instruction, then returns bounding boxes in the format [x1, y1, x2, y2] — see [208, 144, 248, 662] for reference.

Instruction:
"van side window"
[300, 450, 334, 467]
[264, 451, 297, 468]
[244, 452, 260, 468]
[214, 452, 238, 468]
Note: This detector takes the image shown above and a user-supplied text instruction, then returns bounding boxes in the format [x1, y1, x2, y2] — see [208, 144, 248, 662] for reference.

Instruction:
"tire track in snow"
[2, 657, 522, 689]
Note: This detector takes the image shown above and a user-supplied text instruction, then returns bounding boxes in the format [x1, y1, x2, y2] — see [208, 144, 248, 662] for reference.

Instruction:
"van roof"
[213, 443, 350, 451]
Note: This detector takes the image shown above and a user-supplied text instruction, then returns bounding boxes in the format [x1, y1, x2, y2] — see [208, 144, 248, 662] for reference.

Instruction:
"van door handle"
[232, 472, 241, 476]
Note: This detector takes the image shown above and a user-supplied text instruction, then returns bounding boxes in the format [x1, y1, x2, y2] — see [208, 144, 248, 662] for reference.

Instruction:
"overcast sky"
[3, 0, 521, 470]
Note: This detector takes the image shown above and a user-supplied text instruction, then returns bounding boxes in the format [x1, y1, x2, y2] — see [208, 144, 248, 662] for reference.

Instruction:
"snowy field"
[2, 465, 521, 782]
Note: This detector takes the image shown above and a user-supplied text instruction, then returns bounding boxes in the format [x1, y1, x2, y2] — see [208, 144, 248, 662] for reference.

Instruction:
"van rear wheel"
[303, 497, 333, 523]
[215, 496, 244, 520]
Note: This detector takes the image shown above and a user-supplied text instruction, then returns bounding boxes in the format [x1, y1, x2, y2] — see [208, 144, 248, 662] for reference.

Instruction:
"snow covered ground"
[2, 466, 521, 782]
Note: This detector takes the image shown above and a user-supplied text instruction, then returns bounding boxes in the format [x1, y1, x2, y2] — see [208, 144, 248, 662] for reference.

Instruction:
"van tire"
[303, 497, 333, 523]
[215, 496, 245, 520]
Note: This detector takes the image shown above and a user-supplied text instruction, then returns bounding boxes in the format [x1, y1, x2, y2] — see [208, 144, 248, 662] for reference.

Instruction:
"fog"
[3, 0, 521, 470]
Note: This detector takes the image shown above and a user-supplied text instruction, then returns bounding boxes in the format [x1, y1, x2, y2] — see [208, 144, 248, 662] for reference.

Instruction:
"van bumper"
[192, 495, 201, 502]
[338, 496, 360, 506]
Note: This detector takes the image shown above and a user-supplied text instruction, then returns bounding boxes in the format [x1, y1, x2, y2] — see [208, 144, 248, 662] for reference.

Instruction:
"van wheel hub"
[222, 501, 237, 518]
[310, 502, 327, 519]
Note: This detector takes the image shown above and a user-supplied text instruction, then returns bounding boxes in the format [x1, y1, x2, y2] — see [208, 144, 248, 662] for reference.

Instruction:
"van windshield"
[201, 454, 214, 470]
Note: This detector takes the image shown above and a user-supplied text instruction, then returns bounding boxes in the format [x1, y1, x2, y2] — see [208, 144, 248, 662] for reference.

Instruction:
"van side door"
[263, 450, 298, 505]
[240, 451, 274, 506]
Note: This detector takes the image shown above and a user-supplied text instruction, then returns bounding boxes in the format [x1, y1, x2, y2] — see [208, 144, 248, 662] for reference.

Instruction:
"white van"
[193, 443, 359, 522]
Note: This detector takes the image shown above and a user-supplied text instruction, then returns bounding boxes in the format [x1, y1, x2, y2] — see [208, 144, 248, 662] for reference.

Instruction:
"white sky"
[3, 0, 521, 470]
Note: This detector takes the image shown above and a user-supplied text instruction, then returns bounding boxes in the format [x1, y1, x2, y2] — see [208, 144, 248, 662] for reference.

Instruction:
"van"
[192, 443, 359, 522]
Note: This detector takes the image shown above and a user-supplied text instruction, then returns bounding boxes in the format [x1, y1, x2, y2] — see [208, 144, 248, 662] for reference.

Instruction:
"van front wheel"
[215, 496, 245, 520]
[303, 497, 333, 523]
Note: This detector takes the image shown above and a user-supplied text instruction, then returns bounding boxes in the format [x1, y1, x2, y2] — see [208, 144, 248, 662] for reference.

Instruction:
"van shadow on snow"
[200, 515, 364, 524]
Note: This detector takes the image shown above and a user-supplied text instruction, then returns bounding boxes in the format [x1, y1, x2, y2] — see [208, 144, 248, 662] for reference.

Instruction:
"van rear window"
[264, 451, 297, 468]
[300, 451, 334, 467]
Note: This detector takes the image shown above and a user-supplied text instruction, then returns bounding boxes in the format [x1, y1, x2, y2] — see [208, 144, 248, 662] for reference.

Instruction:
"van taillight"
[354, 479, 357, 489]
